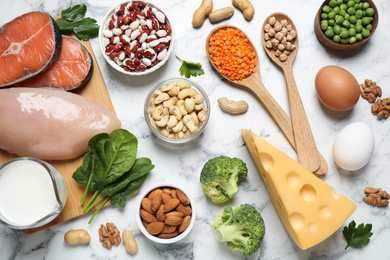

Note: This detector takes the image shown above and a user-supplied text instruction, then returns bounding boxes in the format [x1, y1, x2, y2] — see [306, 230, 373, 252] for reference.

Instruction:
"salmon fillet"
[0, 12, 61, 87]
[16, 36, 93, 90]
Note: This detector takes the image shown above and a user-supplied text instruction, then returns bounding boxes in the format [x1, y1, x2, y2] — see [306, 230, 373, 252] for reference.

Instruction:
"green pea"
[321, 13, 328, 19]
[325, 27, 335, 38]
[362, 2, 370, 9]
[347, 0, 355, 7]
[339, 9, 346, 16]
[362, 29, 370, 38]
[333, 6, 340, 14]
[337, 0, 343, 4]
[347, 7, 356, 15]
[355, 9, 363, 18]
[329, 0, 338, 7]
[343, 20, 351, 28]
[349, 28, 356, 36]
[365, 7, 375, 17]
[353, 0, 360, 3]
[350, 15, 357, 24]
[344, 13, 350, 21]
[328, 10, 337, 19]
[355, 24, 363, 32]
[336, 16, 344, 24]
[340, 29, 349, 38]
[321, 21, 329, 31]
[341, 38, 350, 44]
[329, 19, 335, 26]
[356, 33, 363, 41]
[340, 3, 348, 10]
[366, 24, 373, 31]
[354, 3, 361, 10]
[333, 35, 341, 42]
[323, 5, 332, 13]
[334, 24, 342, 34]
[349, 37, 357, 44]
[362, 17, 371, 26]
[356, 18, 362, 25]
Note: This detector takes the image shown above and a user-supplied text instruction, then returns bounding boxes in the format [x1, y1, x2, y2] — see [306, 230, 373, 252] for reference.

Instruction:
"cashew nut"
[176, 81, 191, 90]
[217, 97, 248, 114]
[147, 97, 156, 115]
[198, 107, 208, 122]
[150, 117, 158, 130]
[167, 115, 178, 129]
[183, 115, 197, 133]
[190, 111, 199, 126]
[176, 131, 185, 139]
[178, 89, 197, 100]
[159, 128, 169, 137]
[168, 86, 180, 96]
[169, 105, 182, 120]
[172, 119, 184, 132]
[163, 96, 178, 108]
[152, 105, 163, 120]
[155, 114, 169, 127]
[176, 100, 188, 116]
[184, 98, 195, 113]
[161, 82, 175, 92]
[194, 94, 204, 104]
[154, 93, 170, 104]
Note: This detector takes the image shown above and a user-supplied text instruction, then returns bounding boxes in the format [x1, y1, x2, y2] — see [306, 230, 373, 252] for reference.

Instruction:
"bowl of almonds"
[136, 182, 196, 243]
[144, 78, 210, 144]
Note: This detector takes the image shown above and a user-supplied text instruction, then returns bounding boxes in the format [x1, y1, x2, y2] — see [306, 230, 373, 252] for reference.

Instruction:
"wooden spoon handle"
[243, 74, 327, 175]
[283, 66, 321, 173]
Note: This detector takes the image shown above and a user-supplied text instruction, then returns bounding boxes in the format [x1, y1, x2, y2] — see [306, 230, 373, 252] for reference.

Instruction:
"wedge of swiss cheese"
[241, 129, 357, 250]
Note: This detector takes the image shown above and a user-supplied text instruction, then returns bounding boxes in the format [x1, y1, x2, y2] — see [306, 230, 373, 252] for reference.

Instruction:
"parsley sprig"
[56, 4, 99, 41]
[343, 220, 373, 250]
[176, 56, 205, 78]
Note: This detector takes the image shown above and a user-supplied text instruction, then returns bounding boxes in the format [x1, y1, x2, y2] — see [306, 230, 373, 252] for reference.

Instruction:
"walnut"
[363, 187, 390, 207]
[360, 79, 382, 103]
[372, 97, 390, 119]
[99, 222, 121, 249]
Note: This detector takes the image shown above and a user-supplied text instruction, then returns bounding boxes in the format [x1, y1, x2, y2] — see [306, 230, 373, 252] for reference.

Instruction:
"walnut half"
[372, 97, 390, 119]
[99, 222, 121, 249]
[363, 187, 390, 207]
[360, 79, 382, 103]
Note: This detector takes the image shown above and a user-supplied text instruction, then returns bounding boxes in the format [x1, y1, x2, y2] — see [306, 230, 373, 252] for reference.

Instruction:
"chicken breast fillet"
[0, 87, 121, 160]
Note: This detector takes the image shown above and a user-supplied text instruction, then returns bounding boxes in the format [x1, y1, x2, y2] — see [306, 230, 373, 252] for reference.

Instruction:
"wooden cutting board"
[0, 33, 116, 234]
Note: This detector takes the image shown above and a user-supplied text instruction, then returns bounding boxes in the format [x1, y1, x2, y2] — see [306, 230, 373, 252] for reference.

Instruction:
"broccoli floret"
[200, 156, 247, 203]
[213, 204, 265, 256]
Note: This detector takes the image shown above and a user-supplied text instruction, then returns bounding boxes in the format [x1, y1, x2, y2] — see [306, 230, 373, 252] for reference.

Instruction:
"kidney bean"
[135, 48, 143, 59]
[130, 40, 140, 53]
[138, 32, 148, 43]
[140, 25, 150, 35]
[135, 64, 147, 72]
[129, 11, 137, 22]
[109, 19, 116, 30]
[133, 58, 141, 66]
[115, 5, 125, 15]
[123, 45, 132, 56]
[123, 14, 130, 25]
[144, 6, 152, 18]
[151, 17, 159, 31]
[138, 2, 147, 9]
[105, 44, 115, 54]
[117, 15, 124, 27]
[127, 2, 136, 11]
[114, 42, 124, 52]
[155, 30, 167, 38]
[153, 44, 166, 53]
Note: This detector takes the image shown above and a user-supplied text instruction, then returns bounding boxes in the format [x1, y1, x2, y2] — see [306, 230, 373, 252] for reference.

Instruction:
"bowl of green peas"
[314, 0, 378, 51]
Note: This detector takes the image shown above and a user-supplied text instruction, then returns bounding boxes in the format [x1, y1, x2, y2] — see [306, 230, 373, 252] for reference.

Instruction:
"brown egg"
[315, 65, 360, 112]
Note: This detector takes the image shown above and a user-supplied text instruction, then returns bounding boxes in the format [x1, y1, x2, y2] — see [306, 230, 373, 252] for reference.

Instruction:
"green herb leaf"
[56, 5, 99, 40]
[62, 4, 87, 22]
[343, 220, 373, 250]
[176, 56, 205, 78]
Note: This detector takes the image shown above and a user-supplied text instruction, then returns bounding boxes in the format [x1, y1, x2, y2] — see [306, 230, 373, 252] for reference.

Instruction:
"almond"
[163, 198, 180, 213]
[158, 231, 179, 239]
[146, 222, 165, 235]
[165, 216, 183, 226]
[178, 215, 191, 233]
[176, 189, 190, 205]
[156, 205, 165, 222]
[162, 187, 172, 194]
[171, 189, 177, 199]
[142, 219, 149, 228]
[162, 192, 172, 204]
[161, 224, 177, 234]
[151, 194, 162, 212]
[148, 188, 162, 200]
[165, 211, 184, 219]
[141, 197, 154, 214]
[176, 204, 192, 216]
[140, 209, 157, 223]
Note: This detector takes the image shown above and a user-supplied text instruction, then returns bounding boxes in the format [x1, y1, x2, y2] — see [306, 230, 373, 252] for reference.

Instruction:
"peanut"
[192, 0, 213, 27]
[217, 97, 249, 114]
[232, 0, 254, 21]
[64, 229, 91, 245]
[209, 7, 235, 23]
[122, 229, 138, 255]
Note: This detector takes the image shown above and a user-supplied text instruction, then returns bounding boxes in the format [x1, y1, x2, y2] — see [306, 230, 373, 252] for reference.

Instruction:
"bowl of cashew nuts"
[144, 78, 210, 144]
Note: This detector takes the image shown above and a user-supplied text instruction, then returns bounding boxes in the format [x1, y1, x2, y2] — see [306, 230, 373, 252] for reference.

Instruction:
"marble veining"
[1, 0, 390, 259]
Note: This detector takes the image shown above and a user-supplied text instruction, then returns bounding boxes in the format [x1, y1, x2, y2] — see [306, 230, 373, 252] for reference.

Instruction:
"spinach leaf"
[73, 23, 99, 41]
[111, 158, 154, 208]
[61, 4, 87, 21]
[89, 129, 138, 191]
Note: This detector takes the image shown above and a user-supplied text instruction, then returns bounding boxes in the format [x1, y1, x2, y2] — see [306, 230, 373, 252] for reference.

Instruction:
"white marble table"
[1, 0, 390, 259]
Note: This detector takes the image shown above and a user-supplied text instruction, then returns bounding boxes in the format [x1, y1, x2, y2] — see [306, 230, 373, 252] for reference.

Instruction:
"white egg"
[332, 122, 375, 171]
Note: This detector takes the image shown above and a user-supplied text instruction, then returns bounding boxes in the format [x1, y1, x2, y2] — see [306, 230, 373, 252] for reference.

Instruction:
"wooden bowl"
[314, 0, 378, 51]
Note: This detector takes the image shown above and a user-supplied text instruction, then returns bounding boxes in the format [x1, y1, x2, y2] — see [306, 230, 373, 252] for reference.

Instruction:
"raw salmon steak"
[0, 12, 62, 87]
[0, 87, 121, 160]
[16, 36, 93, 90]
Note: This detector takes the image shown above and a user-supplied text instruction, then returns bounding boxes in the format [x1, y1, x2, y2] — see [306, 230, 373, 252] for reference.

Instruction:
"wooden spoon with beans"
[261, 13, 322, 174]
[206, 25, 327, 175]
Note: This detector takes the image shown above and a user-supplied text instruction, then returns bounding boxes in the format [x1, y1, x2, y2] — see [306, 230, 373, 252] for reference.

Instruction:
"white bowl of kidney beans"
[99, 1, 174, 75]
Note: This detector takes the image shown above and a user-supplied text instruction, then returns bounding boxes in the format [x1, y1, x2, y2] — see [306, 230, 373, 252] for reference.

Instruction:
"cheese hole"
[286, 172, 300, 189]
[289, 212, 304, 230]
[331, 191, 341, 200]
[300, 184, 317, 202]
[259, 152, 274, 170]
[308, 223, 317, 232]
[320, 205, 331, 218]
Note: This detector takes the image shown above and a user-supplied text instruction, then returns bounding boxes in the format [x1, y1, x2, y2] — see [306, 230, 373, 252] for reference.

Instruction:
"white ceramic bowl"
[144, 77, 211, 144]
[99, 1, 174, 76]
[135, 182, 196, 244]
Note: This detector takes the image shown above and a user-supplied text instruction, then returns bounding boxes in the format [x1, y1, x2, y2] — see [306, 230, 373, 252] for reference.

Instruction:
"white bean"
[103, 30, 113, 38]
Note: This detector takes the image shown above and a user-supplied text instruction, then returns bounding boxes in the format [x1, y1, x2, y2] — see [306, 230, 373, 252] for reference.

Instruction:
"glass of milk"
[0, 157, 67, 229]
